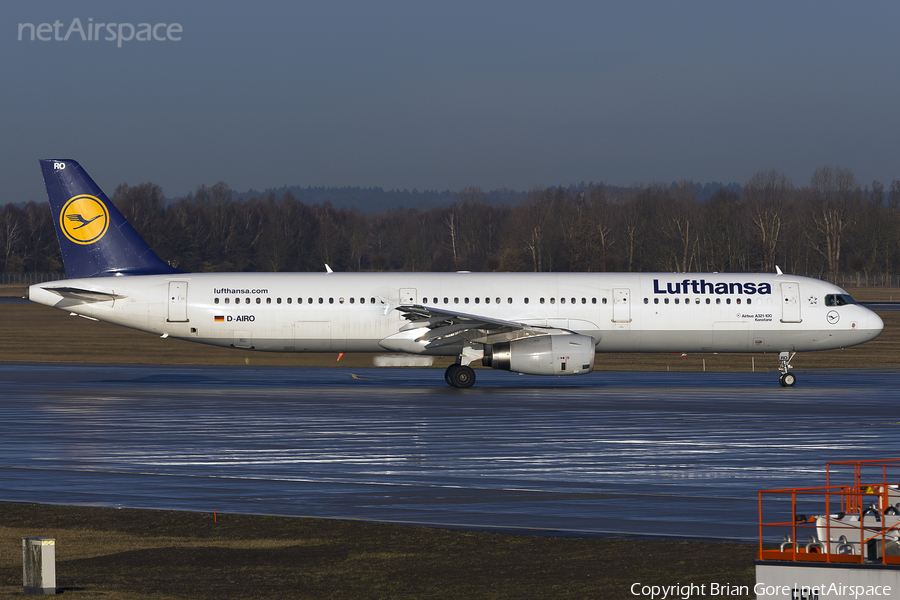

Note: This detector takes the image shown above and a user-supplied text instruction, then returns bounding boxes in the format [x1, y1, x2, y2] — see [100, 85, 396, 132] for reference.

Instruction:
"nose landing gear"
[778, 351, 796, 387]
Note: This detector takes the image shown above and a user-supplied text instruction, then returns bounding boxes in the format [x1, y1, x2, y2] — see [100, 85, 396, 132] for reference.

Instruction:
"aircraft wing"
[395, 304, 563, 348]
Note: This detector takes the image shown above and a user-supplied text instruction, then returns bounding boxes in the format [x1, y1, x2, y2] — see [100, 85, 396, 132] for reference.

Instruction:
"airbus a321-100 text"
[27, 160, 884, 388]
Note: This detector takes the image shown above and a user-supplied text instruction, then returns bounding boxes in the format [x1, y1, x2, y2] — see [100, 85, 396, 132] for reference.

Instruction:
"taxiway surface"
[1, 363, 896, 542]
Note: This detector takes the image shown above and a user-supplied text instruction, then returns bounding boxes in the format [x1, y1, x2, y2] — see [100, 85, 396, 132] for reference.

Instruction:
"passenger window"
[339, 297, 344, 304]
[550, 298, 555, 304]
[329, 298, 334, 304]
[475, 297, 480, 304]
[224, 298, 230, 304]
[256, 298, 261, 304]
[444, 297, 449, 304]
[540, 298, 545, 304]
[747, 298, 752, 305]
[454, 297, 459, 304]
[705, 298, 710, 305]
[525, 298, 529, 304]
[276, 298, 281, 304]
[581, 298, 586, 304]
[592, 298, 597, 304]
[716, 298, 720, 305]
[360, 298, 365, 304]
[245, 298, 250, 304]
[496, 297, 501, 304]
[643, 298, 648, 304]
[561, 298, 566, 304]
[485, 297, 490, 304]
[214, 298, 219, 304]
[654, 298, 659, 304]
[571, 298, 576, 304]
[318, 298, 324, 304]
[664, 298, 669, 304]
[267, 298, 272, 304]
[736, 298, 741, 304]
[287, 298, 292, 304]
[726, 298, 731, 305]
[508, 298, 512, 304]
[308, 298, 313, 304]
[370, 298, 375, 304]
[695, 298, 699, 304]
[602, 298, 607, 305]
[675, 298, 680, 304]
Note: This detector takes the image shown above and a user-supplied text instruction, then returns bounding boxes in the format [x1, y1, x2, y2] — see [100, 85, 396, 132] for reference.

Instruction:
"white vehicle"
[28, 159, 884, 387]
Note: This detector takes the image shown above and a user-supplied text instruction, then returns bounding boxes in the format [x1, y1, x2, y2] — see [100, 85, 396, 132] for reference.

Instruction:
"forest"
[2, 167, 899, 279]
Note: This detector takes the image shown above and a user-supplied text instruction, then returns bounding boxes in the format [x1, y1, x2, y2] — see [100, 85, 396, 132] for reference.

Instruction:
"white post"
[23, 537, 55, 595]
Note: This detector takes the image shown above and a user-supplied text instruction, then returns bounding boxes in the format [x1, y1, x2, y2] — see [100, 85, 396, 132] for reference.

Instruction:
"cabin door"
[780, 282, 802, 323]
[167, 281, 189, 322]
[612, 288, 631, 323]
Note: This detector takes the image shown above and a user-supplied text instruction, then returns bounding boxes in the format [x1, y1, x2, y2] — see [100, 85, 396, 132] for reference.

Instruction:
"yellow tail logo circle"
[60, 195, 109, 245]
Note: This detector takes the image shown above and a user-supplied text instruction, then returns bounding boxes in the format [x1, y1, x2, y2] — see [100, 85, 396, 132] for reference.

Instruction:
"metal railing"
[0, 272, 65, 285]
[823, 274, 900, 288]
[759, 459, 900, 565]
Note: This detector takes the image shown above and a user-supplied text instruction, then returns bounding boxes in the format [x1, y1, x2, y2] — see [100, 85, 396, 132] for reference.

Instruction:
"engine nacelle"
[482, 334, 595, 376]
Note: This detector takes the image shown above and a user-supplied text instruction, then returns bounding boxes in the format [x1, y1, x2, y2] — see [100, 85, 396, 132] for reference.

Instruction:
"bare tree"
[742, 170, 792, 273]
[805, 166, 860, 275]
[0, 205, 23, 271]
[660, 182, 700, 273]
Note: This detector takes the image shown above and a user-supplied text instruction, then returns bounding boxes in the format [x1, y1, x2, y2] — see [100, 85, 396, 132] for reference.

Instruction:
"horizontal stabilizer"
[41, 286, 127, 303]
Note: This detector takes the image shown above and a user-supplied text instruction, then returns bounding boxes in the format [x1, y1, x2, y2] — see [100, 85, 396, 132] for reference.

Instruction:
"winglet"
[40, 159, 183, 279]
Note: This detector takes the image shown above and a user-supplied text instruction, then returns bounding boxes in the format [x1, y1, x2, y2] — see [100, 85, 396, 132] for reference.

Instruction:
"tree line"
[2, 167, 899, 278]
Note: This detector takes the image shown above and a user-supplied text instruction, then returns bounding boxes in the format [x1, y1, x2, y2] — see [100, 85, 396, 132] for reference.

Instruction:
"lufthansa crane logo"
[60, 195, 109, 245]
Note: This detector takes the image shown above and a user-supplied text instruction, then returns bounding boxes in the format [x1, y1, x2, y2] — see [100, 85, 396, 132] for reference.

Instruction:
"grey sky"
[3, 1, 899, 203]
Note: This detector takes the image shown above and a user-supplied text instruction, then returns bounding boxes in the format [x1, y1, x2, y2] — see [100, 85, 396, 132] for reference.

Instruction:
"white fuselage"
[28, 271, 883, 356]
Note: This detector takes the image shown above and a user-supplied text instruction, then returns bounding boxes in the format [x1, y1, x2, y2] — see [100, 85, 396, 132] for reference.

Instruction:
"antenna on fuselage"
[775, 265, 783, 275]
[325, 264, 333, 274]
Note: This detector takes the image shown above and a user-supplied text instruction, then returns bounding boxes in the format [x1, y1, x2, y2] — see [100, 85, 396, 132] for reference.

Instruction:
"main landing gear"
[778, 351, 796, 387]
[445, 363, 475, 388]
[445, 345, 482, 388]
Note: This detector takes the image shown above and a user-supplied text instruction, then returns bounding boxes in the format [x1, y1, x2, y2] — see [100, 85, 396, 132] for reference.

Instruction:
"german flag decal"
[214, 315, 224, 322]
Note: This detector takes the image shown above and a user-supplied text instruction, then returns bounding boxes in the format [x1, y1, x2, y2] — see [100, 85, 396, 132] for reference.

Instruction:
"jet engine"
[482, 334, 595, 376]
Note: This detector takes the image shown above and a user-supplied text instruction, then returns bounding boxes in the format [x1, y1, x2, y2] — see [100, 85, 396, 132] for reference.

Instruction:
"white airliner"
[27, 159, 884, 387]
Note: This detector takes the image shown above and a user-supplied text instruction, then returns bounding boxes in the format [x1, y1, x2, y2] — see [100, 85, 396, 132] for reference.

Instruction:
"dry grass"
[1, 285, 897, 372]
[0, 503, 760, 599]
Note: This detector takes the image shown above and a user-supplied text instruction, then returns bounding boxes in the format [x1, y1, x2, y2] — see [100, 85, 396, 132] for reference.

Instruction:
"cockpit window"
[825, 294, 856, 306]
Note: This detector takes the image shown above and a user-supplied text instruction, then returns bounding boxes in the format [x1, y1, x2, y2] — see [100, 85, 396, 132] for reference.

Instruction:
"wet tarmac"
[0, 363, 897, 542]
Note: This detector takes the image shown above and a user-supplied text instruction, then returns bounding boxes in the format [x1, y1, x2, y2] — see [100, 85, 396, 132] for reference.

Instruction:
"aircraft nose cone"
[869, 310, 885, 337]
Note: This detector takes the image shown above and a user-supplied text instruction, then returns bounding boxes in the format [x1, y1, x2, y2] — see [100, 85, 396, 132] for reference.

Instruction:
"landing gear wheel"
[449, 365, 475, 388]
[444, 364, 458, 386]
[779, 372, 796, 387]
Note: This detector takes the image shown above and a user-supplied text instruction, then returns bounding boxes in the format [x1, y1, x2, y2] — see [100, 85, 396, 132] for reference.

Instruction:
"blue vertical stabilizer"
[40, 159, 183, 278]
